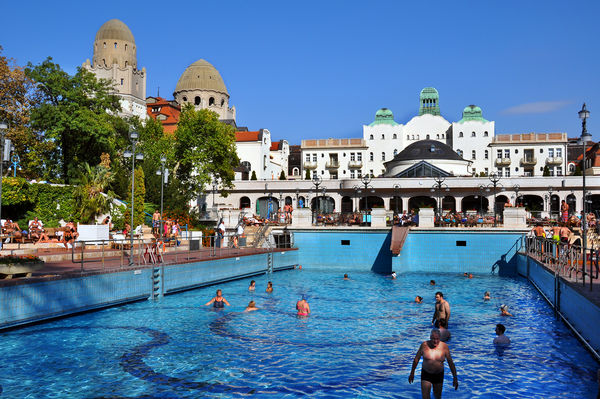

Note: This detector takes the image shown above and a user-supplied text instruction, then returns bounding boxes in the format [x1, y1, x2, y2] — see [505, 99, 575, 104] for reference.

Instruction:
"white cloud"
[501, 101, 571, 115]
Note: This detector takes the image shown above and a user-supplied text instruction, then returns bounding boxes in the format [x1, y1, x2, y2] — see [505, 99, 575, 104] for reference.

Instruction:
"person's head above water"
[248, 300, 256, 307]
[216, 289, 222, 297]
[250, 280, 255, 286]
[344, 273, 348, 279]
[430, 280, 436, 285]
[496, 324, 506, 334]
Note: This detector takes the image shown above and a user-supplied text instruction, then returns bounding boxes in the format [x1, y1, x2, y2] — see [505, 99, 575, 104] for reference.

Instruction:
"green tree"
[250, 170, 257, 180]
[543, 165, 550, 176]
[72, 161, 115, 224]
[174, 106, 239, 202]
[25, 58, 122, 182]
[123, 167, 146, 228]
[279, 170, 286, 180]
[305, 169, 311, 179]
[573, 164, 582, 176]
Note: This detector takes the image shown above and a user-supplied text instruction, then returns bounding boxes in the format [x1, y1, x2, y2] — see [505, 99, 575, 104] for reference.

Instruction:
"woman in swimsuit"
[248, 280, 256, 291]
[266, 281, 273, 293]
[296, 295, 310, 317]
[205, 289, 230, 308]
[245, 301, 258, 312]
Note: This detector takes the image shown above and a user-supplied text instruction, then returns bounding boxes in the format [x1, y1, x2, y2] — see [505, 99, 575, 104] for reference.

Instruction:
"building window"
[504, 149, 510, 158]
[125, 44, 128, 51]
[370, 169, 374, 177]
[407, 135, 410, 140]
[209, 97, 215, 106]
[548, 148, 554, 157]
[357, 153, 362, 161]
[556, 148, 563, 157]
[484, 150, 489, 159]
[441, 134, 445, 139]
[417, 135, 420, 139]
[114, 42, 117, 49]
[484, 168, 489, 174]
[221, 99, 225, 106]
[505, 168, 510, 177]
[103, 42, 106, 48]
[293, 167, 299, 176]
[515, 149, 519, 154]
[556, 166, 563, 176]
[471, 131, 476, 137]
[305, 154, 310, 162]
[471, 150, 476, 160]
[411, 135, 414, 140]
[459, 132, 463, 138]
[472, 168, 476, 174]
[350, 170, 355, 179]
[369, 134, 374, 140]
[357, 170, 362, 178]
[457, 149, 463, 157]
[436, 134, 439, 139]
[484, 131, 489, 137]
[120, 78, 124, 86]
[540, 148, 544, 153]
[426, 134, 430, 139]
[381, 152, 385, 161]
[393, 134, 397, 139]
[350, 152, 355, 161]
[194, 96, 201, 105]
[182, 96, 188, 102]
[369, 152, 374, 161]
[381, 134, 385, 139]
[312, 154, 317, 162]
[393, 149, 398, 156]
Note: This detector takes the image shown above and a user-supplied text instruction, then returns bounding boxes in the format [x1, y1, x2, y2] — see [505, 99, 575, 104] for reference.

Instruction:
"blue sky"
[2, 0, 599, 145]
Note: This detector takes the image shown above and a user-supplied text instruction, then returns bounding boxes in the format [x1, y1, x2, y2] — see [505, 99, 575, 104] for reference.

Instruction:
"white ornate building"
[82, 19, 147, 119]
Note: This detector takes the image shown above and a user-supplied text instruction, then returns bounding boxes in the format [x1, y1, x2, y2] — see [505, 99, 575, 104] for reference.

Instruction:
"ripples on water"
[0, 270, 597, 398]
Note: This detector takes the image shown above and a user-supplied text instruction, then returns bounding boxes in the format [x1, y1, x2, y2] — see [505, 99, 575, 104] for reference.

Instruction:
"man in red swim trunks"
[409, 329, 458, 399]
[296, 295, 310, 317]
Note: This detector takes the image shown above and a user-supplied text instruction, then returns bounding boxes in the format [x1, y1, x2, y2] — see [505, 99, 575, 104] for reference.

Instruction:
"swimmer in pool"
[409, 329, 458, 398]
[493, 323, 510, 345]
[205, 289, 230, 308]
[248, 280, 256, 291]
[483, 291, 491, 300]
[296, 295, 310, 316]
[266, 281, 273, 293]
[415, 296, 423, 304]
[391, 271, 397, 279]
[438, 319, 451, 342]
[430, 280, 436, 286]
[344, 273, 350, 280]
[245, 300, 258, 312]
[500, 304, 512, 316]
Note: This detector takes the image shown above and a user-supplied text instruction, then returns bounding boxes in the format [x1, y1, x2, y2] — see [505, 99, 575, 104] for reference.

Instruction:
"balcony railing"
[348, 160, 363, 168]
[325, 161, 340, 169]
[520, 157, 537, 166]
[545, 157, 563, 165]
[495, 158, 511, 166]
[303, 161, 318, 170]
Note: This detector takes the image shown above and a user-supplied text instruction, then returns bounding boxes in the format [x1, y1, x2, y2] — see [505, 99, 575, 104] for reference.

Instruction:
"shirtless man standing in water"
[432, 292, 450, 327]
[409, 329, 458, 399]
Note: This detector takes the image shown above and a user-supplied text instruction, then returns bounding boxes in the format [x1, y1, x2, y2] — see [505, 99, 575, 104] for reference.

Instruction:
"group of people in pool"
[404, 275, 513, 398]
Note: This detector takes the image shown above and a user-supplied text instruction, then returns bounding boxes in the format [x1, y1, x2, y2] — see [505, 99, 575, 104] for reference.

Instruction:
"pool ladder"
[150, 265, 164, 300]
[267, 252, 273, 274]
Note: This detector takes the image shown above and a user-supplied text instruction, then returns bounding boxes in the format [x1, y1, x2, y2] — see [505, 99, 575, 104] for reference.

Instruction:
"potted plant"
[0, 255, 45, 279]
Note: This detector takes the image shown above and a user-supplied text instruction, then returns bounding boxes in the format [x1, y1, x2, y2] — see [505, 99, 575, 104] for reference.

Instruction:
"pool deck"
[0, 246, 294, 287]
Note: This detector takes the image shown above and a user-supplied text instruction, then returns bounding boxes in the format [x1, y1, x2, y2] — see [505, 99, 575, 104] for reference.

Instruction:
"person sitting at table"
[4, 220, 23, 242]
[28, 217, 44, 241]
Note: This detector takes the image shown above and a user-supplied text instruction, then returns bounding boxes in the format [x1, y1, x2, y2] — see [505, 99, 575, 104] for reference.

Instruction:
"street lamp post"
[488, 172, 502, 227]
[311, 175, 323, 221]
[155, 156, 167, 240]
[0, 122, 7, 242]
[10, 153, 19, 177]
[123, 130, 143, 266]
[360, 175, 374, 211]
[547, 186, 554, 219]
[393, 184, 401, 215]
[431, 176, 449, 224]
[578, 103, 592, 290]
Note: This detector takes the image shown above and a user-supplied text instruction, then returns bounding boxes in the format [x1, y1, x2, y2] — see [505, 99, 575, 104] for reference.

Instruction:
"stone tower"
[173, 59, 236, 122]
[419, 87, 440, 116]
[82, 19, 147, 119]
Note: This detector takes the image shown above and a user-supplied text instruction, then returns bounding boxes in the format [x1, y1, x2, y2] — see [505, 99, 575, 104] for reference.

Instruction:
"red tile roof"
[236, 131, 261, 142]
[270, 141, 283, 151]
[146, 97, 181, 134]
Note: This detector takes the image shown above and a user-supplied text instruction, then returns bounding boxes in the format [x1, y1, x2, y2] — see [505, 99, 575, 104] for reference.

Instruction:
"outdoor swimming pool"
[0, 269, 597, 398]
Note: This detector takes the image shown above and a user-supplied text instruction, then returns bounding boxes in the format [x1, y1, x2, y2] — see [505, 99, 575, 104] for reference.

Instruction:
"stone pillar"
[419, 208, 435, 228]
[292, 208, 312, 228]
[371, 208, 387, 228]
[402, 197, 410, 213]
[503, 207, 527, 228]
[455, 196, 463, 213]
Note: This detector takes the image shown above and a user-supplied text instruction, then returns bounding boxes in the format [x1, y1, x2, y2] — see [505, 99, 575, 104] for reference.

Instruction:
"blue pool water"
[0, 269, 598, 398]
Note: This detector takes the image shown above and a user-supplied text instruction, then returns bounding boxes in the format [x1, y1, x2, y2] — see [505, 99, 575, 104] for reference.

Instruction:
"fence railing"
[525, 235, 599, 290]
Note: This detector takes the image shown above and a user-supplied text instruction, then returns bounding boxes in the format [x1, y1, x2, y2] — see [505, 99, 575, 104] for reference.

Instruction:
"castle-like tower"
[173, 59, 236, 122]
[82, 19, 147, 119]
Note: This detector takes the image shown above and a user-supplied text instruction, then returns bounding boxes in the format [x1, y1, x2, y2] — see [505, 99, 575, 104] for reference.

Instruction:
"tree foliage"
[251, 170, 257, 180]
[25, 58, 122, 182]
[279, 170, 286, 180]
[174, 106, 239, 201]
[543, 165, 550, 176]
[72, 159, 115, 224]
[305, 169, 311, 179]
[123, 167, 146, 228]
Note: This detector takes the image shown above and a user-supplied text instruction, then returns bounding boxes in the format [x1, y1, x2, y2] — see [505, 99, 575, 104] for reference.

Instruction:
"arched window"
[393, 134, 397, 139]
[471, 131, 476, 137]
[103, 42, 106, 48]
[393, 149, 398, 156]
[194, 96, 201, 105]
[426, 134, 430, 139]
[417, 135, 420, 139]
[369, 152, 374, 161]
[411, 135, 414, 140]
[125, 44, 128, 51]
[369, 134, 373, 140]
[221, 99, 225, 106]
[293, 167, 299, 176]
[114, 42, 117, 49]
[436, 134, 439, 139]
[182, 96, 188, 102]
[484, 150, 489, 159]
[241, 160, 252, 171]
[381, 134, 385, 139]
[209, 97, 215, 106]
[381, 152, 385, 161]
[484, 131, 489, 137]
[441, 134, 445, 139]
[459, 132, 463, 138]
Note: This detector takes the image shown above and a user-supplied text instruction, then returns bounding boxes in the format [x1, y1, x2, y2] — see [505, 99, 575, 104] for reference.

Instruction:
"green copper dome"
[457, 104, 488, 123]
[369, 108, 399, 126]
[419, 87, 440, 116]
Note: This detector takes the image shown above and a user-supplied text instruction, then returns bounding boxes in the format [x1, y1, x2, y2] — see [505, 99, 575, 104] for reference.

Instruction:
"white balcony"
[545, 157, 563, 165]
[520, 157, 537, 166]
[303, 161, 318, 170]
[348, 160, 363, 168]
[495, 158, 511, 166]
[325, 161, 340, 169]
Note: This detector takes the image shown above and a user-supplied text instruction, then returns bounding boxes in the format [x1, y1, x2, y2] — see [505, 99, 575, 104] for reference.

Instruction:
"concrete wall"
[0, 250, 298, 330]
